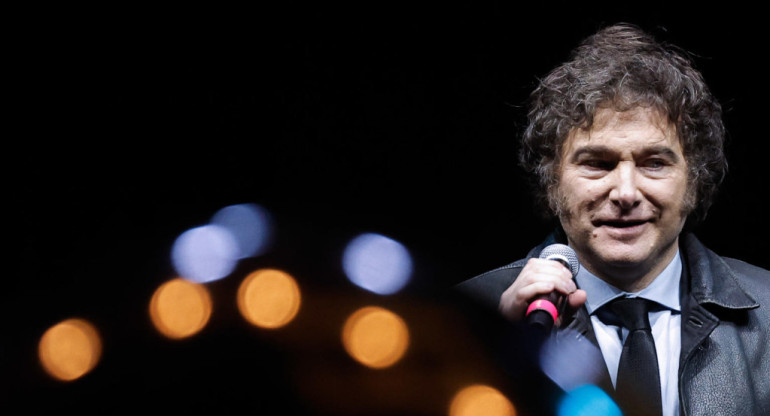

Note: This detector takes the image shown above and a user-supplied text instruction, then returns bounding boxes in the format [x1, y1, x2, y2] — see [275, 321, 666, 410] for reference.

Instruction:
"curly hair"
[519, 23, 727, 225]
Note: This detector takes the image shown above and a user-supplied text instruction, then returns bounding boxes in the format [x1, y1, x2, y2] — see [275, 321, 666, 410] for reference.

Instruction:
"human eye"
[637, 147, 681, 173]
[581, 159, 615, 171]
[640, 158, 669, 171]
[569, 148, 617, 176]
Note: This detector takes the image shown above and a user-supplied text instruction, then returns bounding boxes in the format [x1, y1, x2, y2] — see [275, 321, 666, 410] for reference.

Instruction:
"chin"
[600, 254, 649, 269]
[590, 243, 654, 269]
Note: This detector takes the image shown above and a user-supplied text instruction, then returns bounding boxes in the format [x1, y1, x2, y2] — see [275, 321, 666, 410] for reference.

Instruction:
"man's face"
[556, 107, 689, 291]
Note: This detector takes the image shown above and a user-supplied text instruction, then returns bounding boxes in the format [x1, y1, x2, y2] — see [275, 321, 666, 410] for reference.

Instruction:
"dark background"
[7, 3, 768, 415]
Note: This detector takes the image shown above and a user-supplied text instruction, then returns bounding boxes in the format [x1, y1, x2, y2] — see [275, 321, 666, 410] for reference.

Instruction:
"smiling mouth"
[597, 220, 648, 228]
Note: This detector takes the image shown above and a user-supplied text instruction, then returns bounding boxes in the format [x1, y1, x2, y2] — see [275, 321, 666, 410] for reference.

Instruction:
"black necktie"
[609, 297, 662, 416]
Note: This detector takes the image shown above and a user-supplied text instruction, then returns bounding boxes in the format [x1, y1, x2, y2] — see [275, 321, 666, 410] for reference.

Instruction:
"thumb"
[567, 289, 587, 309]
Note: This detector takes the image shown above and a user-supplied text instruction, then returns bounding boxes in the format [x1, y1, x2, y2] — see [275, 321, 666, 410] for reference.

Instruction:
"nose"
[609, 162, 641, 209]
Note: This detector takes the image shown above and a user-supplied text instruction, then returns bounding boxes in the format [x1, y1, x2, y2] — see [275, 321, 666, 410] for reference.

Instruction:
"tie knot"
[608, 297, 652, 331]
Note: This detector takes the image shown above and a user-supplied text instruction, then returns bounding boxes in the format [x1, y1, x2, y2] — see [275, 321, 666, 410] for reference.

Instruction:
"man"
[457, 23, 769, 415]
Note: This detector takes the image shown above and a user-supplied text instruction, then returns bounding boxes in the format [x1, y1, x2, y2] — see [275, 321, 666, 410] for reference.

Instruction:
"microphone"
[525, 244, 580, 332]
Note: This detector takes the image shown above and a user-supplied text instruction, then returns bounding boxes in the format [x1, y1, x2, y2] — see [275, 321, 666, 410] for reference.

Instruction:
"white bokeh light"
[539, 328, 607, 392]
[171, 224, 239, 284]
[342, 233, 413, 295]
[210, 203, 272, 259]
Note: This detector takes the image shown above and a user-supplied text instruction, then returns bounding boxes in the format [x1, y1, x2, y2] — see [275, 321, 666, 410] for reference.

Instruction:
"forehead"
[563, 107, 680, 155]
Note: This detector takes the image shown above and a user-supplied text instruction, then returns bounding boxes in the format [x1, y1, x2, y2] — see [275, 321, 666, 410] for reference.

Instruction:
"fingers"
[498, 258, 578, 322]
[567, 289, 587, 309]
[519, 258, 577, 294]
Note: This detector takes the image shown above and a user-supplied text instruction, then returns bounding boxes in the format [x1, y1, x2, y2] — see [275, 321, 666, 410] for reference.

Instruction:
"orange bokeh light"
[149, 278, 213, 339]
[449, 384, 516, 416]
[38, 318, 102, 381]
[237, 268, 301, 329]
[341, 306, 409, 369]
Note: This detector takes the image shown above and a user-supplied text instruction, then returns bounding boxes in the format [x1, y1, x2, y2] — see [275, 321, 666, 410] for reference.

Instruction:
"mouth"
[597, 220, 649, 228]
[592, 219, 650, 239]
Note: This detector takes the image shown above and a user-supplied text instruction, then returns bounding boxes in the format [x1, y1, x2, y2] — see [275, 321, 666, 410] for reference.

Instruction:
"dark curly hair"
[520, 23, 727, 225]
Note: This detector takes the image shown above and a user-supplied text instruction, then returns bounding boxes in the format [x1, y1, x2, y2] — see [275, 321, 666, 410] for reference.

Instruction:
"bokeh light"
[449, 384, 516, 416]
[171, 224, 239, 283]
[38, 318, 102, 381]
[557, 385, 621, 416]
[237, 268, 301, 329]
[210, 203, 272, 259]
[341, 306, 409, 369]
[149, 278, 213, 339]
[539, 328, 606, 392]
[342, 233, 413, 295]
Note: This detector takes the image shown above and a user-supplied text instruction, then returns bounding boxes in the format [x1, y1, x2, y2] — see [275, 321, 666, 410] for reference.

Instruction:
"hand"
[498, 258, 587, 324]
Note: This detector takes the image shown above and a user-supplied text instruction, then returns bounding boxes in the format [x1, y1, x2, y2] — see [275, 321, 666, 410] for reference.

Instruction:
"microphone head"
[539, 244, 580, 277]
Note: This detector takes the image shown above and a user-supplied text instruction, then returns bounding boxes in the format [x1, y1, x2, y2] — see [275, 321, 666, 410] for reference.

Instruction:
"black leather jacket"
[457, 232, 770, 415]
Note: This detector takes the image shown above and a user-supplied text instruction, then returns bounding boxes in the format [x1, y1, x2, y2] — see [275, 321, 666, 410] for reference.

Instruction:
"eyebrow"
[568, 145, 681, 163]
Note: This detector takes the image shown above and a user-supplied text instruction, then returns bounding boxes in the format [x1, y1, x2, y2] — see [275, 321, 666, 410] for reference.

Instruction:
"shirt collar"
[576, 250, 682, 315]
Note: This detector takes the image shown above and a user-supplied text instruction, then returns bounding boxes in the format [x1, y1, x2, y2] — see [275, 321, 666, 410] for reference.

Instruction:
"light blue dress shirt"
[575, 250, 682, 416]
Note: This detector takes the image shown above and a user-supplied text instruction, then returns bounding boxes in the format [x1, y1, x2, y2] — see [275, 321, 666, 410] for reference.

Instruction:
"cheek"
[557, 178, 606, 217]
[568, 179, 606, 204]
[651, 178, 689, 212]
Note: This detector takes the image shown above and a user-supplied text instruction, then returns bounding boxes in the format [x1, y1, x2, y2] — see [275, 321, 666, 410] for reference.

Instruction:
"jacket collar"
[679, 233, 758, 310]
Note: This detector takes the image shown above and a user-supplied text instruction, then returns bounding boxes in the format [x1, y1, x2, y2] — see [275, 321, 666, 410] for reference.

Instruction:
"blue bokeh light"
[171, 224, 239, 284]
[210, 203, 272, 259]
[557, 385, 621, 416]
[342, 233, 413, 295]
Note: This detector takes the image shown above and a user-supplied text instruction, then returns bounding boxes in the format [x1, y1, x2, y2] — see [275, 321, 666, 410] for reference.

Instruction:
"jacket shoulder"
[721, 256, 770, 277]
[454, 259, 527, 311]
[454, 233, 562, 311]
[721, 257, 770, 302]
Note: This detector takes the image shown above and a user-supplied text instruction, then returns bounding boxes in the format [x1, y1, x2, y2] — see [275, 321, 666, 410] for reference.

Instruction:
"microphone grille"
[539, 244, 580, 277]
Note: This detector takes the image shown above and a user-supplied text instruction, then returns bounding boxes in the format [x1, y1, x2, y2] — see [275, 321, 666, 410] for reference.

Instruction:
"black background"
[7, 3, 769, 415]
